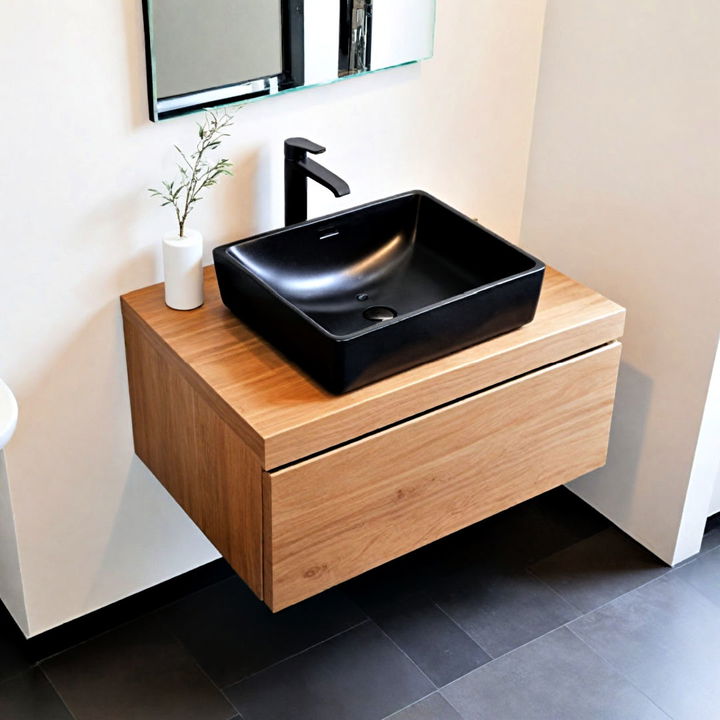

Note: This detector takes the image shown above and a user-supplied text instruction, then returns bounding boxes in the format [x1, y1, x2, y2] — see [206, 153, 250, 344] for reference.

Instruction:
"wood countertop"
[121, 266, 625, 469]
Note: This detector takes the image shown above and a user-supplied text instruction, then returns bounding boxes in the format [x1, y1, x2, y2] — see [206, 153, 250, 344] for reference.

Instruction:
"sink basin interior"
[228, 193, 537, 337]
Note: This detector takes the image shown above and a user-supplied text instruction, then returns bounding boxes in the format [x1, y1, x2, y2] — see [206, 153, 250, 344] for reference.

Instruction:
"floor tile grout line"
[571, 567, 674, 618]
[0, 662, 45, 688]
[41, 615, 240, 720]
[423, 567, 582, 672]
[428, 596, 494, 661]
[174, 630, 246, 720]
[380, 690, 440, 720]
[156, 575, 237, 617]
[526, 561, 672, 620]
[524, 566, 586, 615]
[38, 664, 80, 720]
[36, 611, 160, 666]
[437, 619, 574, 692]
[434, 570, 673, 697]
[523, 565, 586, 616]
[371, 619, 439, 690]
[665, 568, 720, 612]
[155, 606, 243, 711]
[221, 618, 371, 692]
[31, 575, 235, 667]
[566, 625, 674, 719]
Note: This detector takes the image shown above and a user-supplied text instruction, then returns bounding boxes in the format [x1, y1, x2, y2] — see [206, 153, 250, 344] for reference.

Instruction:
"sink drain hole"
[363, 306, 398, 322]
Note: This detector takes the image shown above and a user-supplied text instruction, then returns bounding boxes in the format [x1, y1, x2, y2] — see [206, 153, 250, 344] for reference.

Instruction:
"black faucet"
[284, 138, 351, 226]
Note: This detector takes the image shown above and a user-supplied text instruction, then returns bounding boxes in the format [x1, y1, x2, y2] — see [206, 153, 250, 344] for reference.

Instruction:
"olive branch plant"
[149, 109, 236, 237]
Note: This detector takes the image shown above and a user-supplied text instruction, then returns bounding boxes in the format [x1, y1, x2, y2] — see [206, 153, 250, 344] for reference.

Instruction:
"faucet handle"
[285, 137, 326, 161]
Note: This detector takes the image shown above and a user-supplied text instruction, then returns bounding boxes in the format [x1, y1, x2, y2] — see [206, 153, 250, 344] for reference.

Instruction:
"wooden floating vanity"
[121, 266, 625, 611]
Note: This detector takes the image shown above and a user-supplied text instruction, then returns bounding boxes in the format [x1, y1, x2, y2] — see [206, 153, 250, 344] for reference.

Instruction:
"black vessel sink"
[214, 191, 545, 394]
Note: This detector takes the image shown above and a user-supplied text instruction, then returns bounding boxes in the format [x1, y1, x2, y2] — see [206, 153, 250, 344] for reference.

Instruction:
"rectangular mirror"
[142, 0, 436, 121]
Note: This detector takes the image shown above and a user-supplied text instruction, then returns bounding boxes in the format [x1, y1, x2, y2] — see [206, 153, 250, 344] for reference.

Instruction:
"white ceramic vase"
[162, 229, 204, 310]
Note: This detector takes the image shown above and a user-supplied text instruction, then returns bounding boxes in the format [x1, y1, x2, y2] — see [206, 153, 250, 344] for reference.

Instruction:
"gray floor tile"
[225, 622, 433, 720]
[162, 576, 366, 687]
[0, 668, 73, 720]
[674, 547, 720, 606]
[530, 527, 668, 613]
[429, 562, 579, 658]
[42, 616, 235, 720]
[342, 551, 432, 615]
[386, 693, 463, 719]
[369, 593, 491, 686]
[423, 488, 609, 577]
[570, 574, 720, 720]
[486, 487, 611, 566]
[442, 627, 668, 720]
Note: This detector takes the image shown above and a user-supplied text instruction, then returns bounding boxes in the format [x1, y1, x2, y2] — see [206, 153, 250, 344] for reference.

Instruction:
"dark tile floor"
[1, 487, 719, 719]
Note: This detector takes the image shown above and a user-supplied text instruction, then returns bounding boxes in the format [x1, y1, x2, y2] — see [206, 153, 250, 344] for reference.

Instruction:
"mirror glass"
[143, 0, 436, 121]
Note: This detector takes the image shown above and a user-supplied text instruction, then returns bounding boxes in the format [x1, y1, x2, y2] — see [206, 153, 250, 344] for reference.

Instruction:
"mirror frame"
[142, 0, 305, 121]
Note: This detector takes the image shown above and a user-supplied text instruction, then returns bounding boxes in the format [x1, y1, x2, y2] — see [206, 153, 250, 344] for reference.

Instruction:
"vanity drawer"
[263, 342, 621, 610]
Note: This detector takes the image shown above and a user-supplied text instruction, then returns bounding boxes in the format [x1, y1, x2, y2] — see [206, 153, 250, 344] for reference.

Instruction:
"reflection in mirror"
[339, 0, 372, 76]
[143, 0, 435, 121]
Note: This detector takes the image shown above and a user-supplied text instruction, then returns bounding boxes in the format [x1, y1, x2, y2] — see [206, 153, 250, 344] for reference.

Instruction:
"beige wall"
[521, 0, 720, 563]
[0, 0, 547, 635]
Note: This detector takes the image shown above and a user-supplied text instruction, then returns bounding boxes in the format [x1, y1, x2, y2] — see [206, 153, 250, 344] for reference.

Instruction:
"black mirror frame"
[142, 0, 305, 122]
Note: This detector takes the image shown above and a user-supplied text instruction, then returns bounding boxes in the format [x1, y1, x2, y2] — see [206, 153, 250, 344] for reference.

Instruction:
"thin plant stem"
[148, 108, 236, 237]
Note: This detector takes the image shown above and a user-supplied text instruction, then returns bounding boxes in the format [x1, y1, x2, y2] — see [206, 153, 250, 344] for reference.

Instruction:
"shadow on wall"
[6, 306, 135, 632]
[83, 455, 219, 615]
[215, 148, 268, 252]
[569, 361, 654, 545]
[7, 298, 218, 636]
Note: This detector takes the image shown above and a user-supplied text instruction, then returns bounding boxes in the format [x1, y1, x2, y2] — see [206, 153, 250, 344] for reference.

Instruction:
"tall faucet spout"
[298, 158, 351, 198]
[284, 137, 351, 225]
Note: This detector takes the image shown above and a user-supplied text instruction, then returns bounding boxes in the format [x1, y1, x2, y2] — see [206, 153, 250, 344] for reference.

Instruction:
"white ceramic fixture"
[0, 379, 18, 450]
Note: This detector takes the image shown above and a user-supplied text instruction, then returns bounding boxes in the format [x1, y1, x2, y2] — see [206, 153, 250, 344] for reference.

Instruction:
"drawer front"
[264, 342, 621, 610]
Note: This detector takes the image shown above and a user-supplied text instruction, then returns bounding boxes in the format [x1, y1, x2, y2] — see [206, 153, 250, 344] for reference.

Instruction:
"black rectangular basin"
[214, 191, 545, 394]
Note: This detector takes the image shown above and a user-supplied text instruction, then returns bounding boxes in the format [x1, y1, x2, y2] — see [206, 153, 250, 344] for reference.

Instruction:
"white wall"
[521, 0, 720, 564]
[0, 0, 547, 636]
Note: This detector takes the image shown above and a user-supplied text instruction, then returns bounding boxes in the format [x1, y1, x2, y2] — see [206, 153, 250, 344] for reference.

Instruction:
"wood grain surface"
[123, 318, 263, 597]
[263, 342, 622, 610]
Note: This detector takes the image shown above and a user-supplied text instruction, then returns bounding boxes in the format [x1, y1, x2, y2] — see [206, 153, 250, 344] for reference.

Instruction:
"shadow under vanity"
[120, 263, 624, 611]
